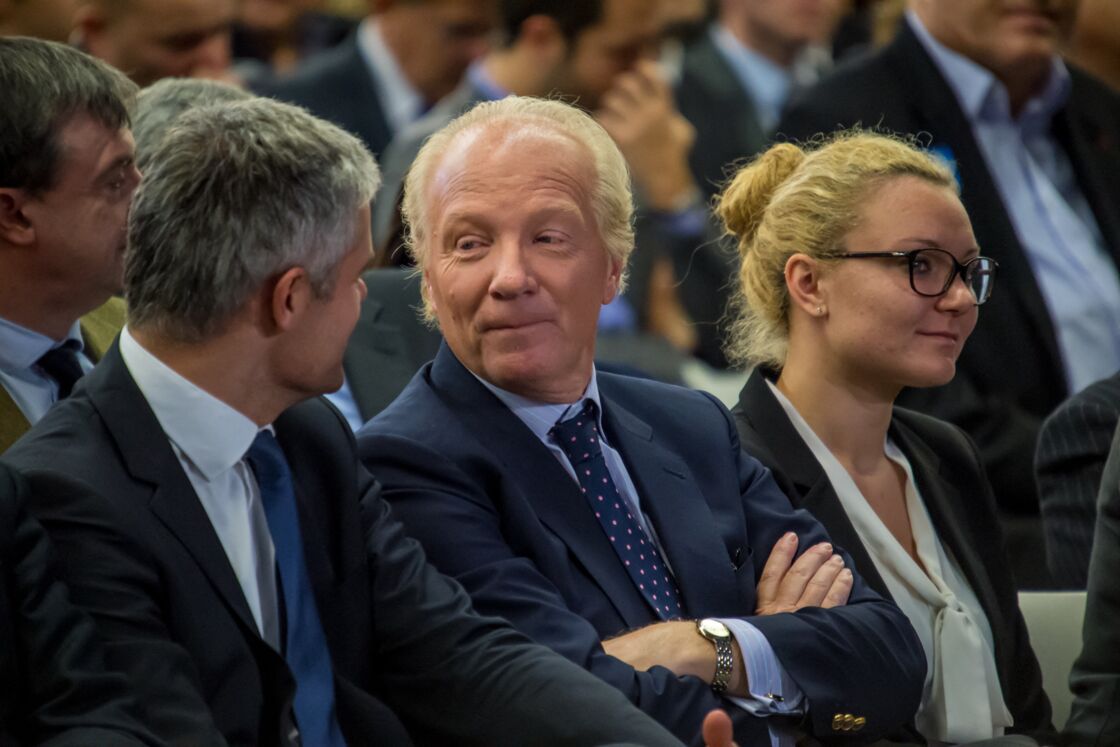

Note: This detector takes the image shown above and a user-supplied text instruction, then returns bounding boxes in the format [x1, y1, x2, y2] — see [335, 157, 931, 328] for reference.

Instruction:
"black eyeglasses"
[836, 248, 998, 305]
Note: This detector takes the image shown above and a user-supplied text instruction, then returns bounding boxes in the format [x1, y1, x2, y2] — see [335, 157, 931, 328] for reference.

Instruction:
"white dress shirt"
[119, 327, 281, 648]
[768, 380, 1012, 744]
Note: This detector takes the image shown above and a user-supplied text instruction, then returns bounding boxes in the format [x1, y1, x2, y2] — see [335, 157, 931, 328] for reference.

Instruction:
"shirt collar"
[0, 315, 84, 374]
[475, 368, 603, 443]
[356, 16, 425, 133]
[710, 21, 793, 131]
[119, 326, 261, 481]
[906, 10, 1069, 127]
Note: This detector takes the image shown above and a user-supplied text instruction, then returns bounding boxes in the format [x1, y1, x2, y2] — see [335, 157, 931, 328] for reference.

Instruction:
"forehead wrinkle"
[428, 124, 596, 227]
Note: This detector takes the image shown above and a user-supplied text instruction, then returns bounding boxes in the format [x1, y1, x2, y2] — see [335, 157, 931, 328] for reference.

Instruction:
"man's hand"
[602, 620, 748, 695]
[755, 532, 853, 615]
[594, 59, 698, 213]
[702, 709, 738, 747]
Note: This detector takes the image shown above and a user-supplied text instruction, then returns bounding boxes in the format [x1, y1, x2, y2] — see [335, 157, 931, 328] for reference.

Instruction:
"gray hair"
[125, 98, 379, 343]
[132, 78, 251, 172]
[0, 37, 137, 193]
[402, 96, 634, 321]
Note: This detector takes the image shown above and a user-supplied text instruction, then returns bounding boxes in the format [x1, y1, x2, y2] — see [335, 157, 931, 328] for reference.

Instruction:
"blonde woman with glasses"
[719, 131, 1054, 745]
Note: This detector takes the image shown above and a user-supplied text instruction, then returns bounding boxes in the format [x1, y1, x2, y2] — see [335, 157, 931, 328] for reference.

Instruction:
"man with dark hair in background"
[0, 37, 139, 453]
[261, 0, 497, 159]
[73, 0, 237, 86]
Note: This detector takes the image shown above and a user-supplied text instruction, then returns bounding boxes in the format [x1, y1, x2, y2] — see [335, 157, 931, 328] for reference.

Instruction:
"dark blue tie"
[36, 344, 83, 399]
[550, 401, 685, 619]
[246, 431, 346, 747]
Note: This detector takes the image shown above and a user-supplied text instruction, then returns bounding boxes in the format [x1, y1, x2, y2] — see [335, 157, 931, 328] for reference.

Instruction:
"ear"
[602, 257, 622, 305]
[785, 252, 828, 319]
[0, 189, 36, 247]
[267, 266, 313, 332]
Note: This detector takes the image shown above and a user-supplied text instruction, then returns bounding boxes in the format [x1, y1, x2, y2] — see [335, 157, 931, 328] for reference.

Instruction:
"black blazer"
[733, 369, 1055, 743]
[3, 342, 685, 747]
[1035, 371, 1120, 588]
[0, 462, 156, 747]
[777, 18, 1120, 515]
[258, 35, 393, 159]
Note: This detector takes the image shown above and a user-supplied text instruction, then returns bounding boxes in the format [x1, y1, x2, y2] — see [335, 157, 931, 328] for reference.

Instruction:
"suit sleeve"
[360, 434, 751, 747]
[1035, 391, 1120, 588]
[1065, 423, 1120, 743]
[703, 395, 927, 741]
[16, 468, 228, 746]
[0, 464, 159, 747]
[355, 465, 685, 747]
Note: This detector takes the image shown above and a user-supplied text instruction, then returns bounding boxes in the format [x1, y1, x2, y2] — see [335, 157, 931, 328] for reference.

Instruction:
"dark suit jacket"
[358, 343, 926, 746]
[1065, 422, 1120, 745]
[676, 31, 768, 200]
[258, 35, 393, 159]
[343, 269, 442, 421]
[733, 369, 1054, 743]
[1035, 371, 1120, 588]
[777, 18, 1120, 516]
[0, 297, 125, 453]
[0, 461, 156, 747]
[3, 343, 685, 747]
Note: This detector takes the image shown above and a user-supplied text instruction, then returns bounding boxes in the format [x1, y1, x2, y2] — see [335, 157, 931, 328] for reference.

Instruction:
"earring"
[816, 305, 826, 316]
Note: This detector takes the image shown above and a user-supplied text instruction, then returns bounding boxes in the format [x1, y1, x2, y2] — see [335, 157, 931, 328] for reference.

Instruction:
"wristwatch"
[696, 618, 734, 694]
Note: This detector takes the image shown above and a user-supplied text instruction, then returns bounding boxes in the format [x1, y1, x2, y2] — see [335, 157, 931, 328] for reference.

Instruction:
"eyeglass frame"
[834, 248, 999, 306]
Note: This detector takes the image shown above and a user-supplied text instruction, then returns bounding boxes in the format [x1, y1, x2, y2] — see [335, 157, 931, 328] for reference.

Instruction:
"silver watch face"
[698, 618, 731, 639]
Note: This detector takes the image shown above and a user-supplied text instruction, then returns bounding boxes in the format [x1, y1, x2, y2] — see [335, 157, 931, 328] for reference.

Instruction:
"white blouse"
[767, 380, 1012, 744]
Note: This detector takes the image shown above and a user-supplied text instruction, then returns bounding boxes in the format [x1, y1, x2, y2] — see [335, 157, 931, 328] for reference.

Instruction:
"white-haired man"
[359, 96, 927, 746]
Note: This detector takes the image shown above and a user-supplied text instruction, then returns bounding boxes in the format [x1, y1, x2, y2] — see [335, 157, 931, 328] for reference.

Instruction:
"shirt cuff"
[719, 617, 805, 714]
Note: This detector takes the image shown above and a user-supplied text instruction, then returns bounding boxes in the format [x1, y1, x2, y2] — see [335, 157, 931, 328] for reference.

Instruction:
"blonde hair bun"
[716, 142, 806, 252]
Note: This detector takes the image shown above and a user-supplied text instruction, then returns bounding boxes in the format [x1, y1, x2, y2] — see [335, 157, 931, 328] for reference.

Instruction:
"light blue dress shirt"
[356, 17, 426, 134]
[324, 376, 366, 432]
[478, 370, 804, 745]
[0, 315, 93, 425]
[909, 12, 1120, 395]
[710, 22, 795, 134]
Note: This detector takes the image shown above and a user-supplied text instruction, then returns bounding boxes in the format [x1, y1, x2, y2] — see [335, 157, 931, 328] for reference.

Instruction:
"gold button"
[832, 714, 844, 731]
[843, 714, 855, 730]
[853, 717, 867, 732]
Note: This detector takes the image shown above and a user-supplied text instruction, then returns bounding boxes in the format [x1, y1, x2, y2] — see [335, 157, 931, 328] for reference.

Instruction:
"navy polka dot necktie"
[550, 401, 685, 620]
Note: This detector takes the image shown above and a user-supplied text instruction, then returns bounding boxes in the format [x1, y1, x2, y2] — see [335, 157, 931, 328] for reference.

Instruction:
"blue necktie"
[247, 431, 346, 747]
[550, 401, 685, 620]
[36, 344, 83, 399]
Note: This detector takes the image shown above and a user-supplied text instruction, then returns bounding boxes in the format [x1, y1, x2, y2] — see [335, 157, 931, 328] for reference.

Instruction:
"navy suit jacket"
[3, 343, 685, 747]
[777, 18, 1120, 517]
[735, 369, 1054, 743]
[359, 343, 926, 745]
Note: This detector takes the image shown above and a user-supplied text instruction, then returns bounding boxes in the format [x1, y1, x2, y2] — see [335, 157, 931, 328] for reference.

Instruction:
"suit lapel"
[89, 344, 260, 636]
[891, 417, 1003, 636]
[736, 370, 890, 594]
[599, 396, 741, 616]
[429, 346, 654, 628]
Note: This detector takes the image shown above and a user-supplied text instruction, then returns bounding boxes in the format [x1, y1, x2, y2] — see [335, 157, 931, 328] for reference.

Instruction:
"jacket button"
[831, 713, 844, 731]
